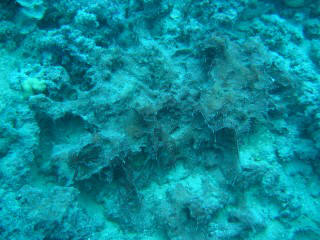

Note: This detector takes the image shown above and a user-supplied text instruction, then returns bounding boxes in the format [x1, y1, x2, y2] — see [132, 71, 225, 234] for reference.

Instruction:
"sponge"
[21, 77, 46, 97]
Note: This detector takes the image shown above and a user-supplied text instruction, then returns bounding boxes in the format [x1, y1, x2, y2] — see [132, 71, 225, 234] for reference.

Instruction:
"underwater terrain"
[1, 0, 320, 239]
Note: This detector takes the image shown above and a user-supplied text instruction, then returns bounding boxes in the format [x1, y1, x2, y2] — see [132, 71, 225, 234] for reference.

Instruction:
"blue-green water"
[0, 0, 320, 239]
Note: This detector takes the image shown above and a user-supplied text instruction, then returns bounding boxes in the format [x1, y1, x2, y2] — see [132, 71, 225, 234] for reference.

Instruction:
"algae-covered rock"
[304, 19, 320, 39]
[1, 0, 320, 239]
[0, 138, 10, 157]
[16, 0, 46, 20]
[283, 0, 305, 8]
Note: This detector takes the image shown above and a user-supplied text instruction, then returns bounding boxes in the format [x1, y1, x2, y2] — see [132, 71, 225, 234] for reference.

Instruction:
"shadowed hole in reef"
[37, 113, 89, 145]
[214, 127, 240, 182]
[37, 8, 64, 30]
[34, 113, 93, 182]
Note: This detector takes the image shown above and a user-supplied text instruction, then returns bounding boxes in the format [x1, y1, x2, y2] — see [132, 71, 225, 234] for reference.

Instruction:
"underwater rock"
[16, 0, 46, 20]
[1, 0, 320, 239]
[283, 0, 305, 8]
[304, 19, 320, 39]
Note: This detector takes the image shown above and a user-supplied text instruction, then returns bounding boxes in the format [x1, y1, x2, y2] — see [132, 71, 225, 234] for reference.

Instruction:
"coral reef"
[0, 0, 320, 239]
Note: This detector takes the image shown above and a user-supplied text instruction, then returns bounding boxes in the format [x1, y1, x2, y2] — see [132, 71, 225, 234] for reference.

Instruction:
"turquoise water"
[1, 0, 320, 239]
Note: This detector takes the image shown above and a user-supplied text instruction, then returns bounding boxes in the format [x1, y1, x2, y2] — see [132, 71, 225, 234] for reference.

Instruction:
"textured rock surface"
[0, 0, 320, 239]
[283, 0, 305, 8]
